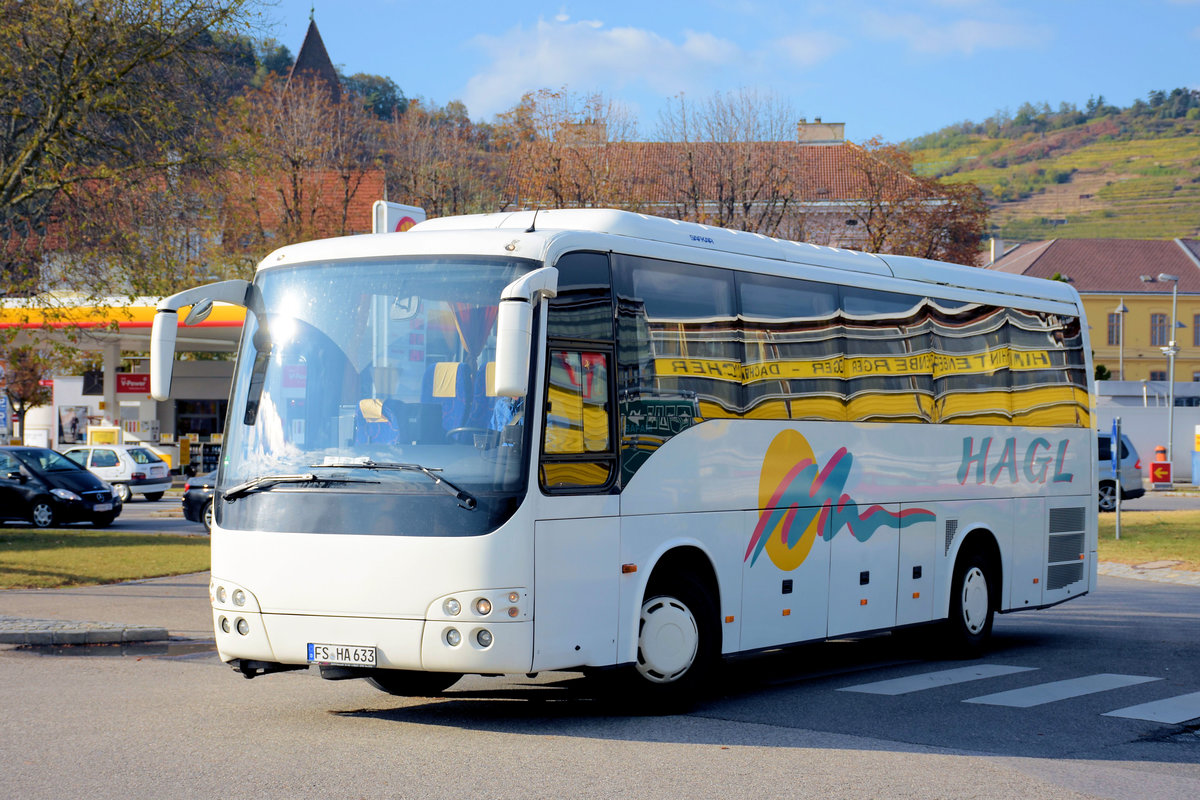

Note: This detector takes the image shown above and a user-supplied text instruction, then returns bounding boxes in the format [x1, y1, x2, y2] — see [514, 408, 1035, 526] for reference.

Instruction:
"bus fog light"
[235, 618, 250, 636]
[219, 616, 230, 633]
[476, 629, 493, 648]
[232, 589, 246, 607]
[443, 598, 461, 616]
[445, 628, 462, 647]
[216, 586, 227, 604]
[474, 598, 492, 616]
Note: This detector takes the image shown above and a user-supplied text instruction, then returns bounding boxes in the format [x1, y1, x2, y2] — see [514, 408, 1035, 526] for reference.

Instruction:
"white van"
[62, 444, 172, 502]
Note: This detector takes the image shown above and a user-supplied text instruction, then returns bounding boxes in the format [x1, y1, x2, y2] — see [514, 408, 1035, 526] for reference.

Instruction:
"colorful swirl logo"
[745, 430, 935, 571]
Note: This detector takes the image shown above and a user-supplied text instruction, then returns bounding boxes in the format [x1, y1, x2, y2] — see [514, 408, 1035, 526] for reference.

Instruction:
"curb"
[0, 616, 168, 645]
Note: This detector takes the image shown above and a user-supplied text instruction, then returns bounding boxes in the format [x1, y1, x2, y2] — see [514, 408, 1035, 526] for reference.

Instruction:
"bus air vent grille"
[1047, 562, 1084, 590]
[1048, 506, 1086, 534]
[1048, 532, 1085, 564]
[944, 519, 958, 556]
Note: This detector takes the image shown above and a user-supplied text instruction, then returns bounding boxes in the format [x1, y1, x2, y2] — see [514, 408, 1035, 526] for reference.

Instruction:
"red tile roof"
[989, 239, 1200, 293]
[502, 141, 927, 208]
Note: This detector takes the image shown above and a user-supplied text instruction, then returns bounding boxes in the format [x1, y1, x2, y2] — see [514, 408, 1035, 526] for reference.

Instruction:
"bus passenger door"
[533, 510, 620, 672]
[828, 504, 901, 637]
[532, 344, 621, 672]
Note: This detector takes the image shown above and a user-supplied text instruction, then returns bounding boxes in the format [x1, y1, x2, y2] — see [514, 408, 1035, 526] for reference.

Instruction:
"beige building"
[989, 238, 1200, 383]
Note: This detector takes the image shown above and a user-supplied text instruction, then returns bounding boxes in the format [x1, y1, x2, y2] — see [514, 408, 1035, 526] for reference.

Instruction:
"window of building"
[1107, 313, 1121, 346]
[1150, 313, 1168, 347]
[1193, 315, 1200, 347]
[1150, 370, 1167, 382]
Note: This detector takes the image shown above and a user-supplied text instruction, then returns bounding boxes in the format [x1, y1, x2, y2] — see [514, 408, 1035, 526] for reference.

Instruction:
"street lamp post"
[1159, 273, 1181, 469]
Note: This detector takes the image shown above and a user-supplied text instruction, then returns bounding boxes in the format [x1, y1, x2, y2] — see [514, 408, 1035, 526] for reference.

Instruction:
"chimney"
[797, 119, 845, 145]
[989, 238, 1006, 264]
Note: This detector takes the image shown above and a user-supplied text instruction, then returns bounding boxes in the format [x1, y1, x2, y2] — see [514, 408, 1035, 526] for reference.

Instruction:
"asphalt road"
[1, 572, 1197, 799]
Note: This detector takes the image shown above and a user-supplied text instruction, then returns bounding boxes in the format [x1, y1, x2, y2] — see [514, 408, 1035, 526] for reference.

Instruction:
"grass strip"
[1098, 510, 1200, 571]
[0, 527, 210, 590]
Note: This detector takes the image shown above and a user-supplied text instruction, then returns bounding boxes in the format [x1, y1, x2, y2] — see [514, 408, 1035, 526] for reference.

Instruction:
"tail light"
[132, 472, 146, 481]
[183, 480, 192, 492]
[1134, 459, 1142, 470]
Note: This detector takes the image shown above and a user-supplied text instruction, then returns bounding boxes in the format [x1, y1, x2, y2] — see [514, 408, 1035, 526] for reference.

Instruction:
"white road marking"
[838, 664, 1037, 696]
[1104, 691, 1200, 724]
[964, 673, 1161, 707]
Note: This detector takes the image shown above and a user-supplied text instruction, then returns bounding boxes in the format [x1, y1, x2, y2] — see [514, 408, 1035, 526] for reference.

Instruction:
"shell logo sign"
[745, 430, 935, 571]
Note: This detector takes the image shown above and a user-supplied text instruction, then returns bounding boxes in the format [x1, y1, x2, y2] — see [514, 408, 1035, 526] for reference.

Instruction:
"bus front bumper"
[212, 608, 534, 676]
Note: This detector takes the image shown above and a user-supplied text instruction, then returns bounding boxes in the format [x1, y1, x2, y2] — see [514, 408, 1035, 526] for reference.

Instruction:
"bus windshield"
[219, 255, 538, 535]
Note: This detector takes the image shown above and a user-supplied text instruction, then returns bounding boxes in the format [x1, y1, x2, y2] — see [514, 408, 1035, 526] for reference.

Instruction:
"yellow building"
[989, 238, 1200, 383]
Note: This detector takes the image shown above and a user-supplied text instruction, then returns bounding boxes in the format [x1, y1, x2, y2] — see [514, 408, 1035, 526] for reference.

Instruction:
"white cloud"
[770, 32, 846, 68]
[462, 17, 744, 119]
[860, 11, 1052, 56]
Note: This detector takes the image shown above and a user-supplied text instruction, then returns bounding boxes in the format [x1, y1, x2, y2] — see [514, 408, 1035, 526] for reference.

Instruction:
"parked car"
[0, 446, 122, 527]
[62, 444, 172, 503]
[182, 471, 216, 531]
[1097, 432, 1145, 512]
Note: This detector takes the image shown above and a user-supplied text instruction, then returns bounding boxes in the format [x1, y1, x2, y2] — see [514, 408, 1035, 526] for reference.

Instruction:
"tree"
[496, 88, 639, 212]
[3, 345, 53, 442]
[342, 73, 408, 121]
[655, 89, 799, 236]
[221, 74, 381, 249]
[383, 99, 498, 216]
[0, 0, 256, 267]
[840, 138, 987, 264]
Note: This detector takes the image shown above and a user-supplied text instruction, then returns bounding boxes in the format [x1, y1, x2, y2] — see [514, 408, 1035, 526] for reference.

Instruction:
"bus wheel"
[366, 669, 462, 697]
[947, 549, 995, 657]
[631, 577, 717, 708]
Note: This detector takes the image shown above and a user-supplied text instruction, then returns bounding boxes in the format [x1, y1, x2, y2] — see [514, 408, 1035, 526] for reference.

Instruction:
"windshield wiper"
[309, 460, 478, 510]
[224, 473, 380, 501]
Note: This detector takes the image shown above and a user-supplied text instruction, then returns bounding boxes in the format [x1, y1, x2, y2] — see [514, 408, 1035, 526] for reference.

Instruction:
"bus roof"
[263, 208, 1081, 310]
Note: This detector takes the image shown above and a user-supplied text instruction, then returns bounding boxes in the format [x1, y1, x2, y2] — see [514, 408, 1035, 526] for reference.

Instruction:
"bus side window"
[541, 348, 614, 491]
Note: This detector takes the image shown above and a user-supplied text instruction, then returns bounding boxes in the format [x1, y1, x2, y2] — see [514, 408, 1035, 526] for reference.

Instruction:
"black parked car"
[0, 446, 122, 528]
[182, 471, 216, 531]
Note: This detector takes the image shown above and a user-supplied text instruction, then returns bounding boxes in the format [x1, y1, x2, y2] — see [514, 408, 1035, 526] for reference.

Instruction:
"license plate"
[94, 503, 112, 512]
[307, 642, 376, 667]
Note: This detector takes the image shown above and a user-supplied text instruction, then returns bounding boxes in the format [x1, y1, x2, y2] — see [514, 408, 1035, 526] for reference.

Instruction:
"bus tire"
[946, 548, 996, 657]
[629, 575, 718, 710]
[366, 669, 462, 697]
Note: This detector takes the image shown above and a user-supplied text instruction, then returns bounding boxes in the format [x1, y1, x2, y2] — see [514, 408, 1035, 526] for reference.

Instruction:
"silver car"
[1097, 432, 1145, 512]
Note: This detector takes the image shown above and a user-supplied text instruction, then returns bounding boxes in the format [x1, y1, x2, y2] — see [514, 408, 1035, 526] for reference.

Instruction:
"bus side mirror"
[494, 299, 532, 397]
[150, 310, 178, 401]
[150, 279, 253, 402]
[494, 267, 558, 398]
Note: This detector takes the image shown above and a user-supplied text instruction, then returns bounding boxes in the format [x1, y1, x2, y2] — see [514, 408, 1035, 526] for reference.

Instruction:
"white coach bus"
[151, 209, 1096, 704]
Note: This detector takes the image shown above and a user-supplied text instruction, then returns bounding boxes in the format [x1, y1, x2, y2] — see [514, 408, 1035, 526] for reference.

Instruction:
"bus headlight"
[445, 628, 462, 647]
[232, 589, 246, 607]
[476, 629, 493, 648]
[219, 616, 230, 633]
[474, 598, 492, 616]
[215, 585, 227, 604]
[443, 598, 461, 616]
[235, 618, 250, 636]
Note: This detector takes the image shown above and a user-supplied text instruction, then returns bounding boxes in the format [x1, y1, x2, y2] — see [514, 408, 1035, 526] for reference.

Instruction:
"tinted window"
[547, 252, 612, 342]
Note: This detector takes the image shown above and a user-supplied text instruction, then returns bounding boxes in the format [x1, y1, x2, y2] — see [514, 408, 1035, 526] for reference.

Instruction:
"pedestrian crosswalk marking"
[1104, 690, 1200, 724]
[837, 664, 1036, 696]
[964, 673, 1160, 708]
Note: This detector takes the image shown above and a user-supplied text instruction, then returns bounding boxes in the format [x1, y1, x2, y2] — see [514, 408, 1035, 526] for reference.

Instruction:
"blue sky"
[265, 1, 1200, 143]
